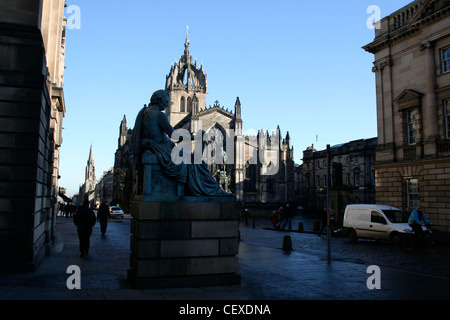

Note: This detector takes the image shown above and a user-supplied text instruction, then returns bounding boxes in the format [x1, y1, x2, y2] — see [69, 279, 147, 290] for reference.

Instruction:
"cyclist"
[408, 205, 431, 245]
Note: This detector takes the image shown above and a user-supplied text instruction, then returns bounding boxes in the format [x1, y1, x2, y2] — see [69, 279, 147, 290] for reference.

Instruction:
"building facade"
[363, 0, 450, 232]
[113, 116, 134, 212]
[95, 168, 114, 207]
[0, 0, 67, 272]
[113, 32, 296, 209]
[301, 138, 377, 220]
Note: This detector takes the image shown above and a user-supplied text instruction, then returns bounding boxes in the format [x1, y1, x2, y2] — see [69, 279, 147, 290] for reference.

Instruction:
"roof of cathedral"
[165, 29, 207, 94]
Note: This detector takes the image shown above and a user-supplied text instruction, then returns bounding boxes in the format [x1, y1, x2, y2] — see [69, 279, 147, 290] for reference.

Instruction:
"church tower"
[84, 144, 97, 199]
[165, 27, 207, 127]
[118, 115, 128, 148]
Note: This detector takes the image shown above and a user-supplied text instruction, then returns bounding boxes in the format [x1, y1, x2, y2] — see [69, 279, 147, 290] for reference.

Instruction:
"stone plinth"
[128, 198, 241, 289]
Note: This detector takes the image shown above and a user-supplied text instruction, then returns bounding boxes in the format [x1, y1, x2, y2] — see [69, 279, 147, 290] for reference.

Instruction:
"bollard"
[298, 222, 304, 232]
[313, 220, 321, 232]
[282, 235, 292, 251]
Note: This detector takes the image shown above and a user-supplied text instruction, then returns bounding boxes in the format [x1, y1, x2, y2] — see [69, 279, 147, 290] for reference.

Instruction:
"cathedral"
[113, 32, 295, 211]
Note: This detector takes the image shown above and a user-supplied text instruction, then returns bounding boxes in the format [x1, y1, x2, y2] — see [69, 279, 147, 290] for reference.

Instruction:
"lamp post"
[326, 144, 332, 262]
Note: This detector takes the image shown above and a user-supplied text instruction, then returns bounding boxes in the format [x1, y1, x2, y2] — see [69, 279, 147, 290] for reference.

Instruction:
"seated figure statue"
[132, 90, 228, 197]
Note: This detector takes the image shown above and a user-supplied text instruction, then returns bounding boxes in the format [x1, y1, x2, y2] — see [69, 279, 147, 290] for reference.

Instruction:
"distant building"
[78, 145, 97, 207]
[113, 32, 296, 209]
[301, 138, 377, 220]
[113, 116, 133, 212]
[95, 168, 114, 207]
[363, 0, 450, 232]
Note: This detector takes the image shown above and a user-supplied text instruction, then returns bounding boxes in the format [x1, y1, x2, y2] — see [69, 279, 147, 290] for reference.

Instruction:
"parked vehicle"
[343, 204, 412, 244]
[110, 206, 124, 219]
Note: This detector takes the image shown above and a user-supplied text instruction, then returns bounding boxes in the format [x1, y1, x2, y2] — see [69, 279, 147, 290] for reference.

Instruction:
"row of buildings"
[1, 0, 449, 273]
[86, 0, 450, 236]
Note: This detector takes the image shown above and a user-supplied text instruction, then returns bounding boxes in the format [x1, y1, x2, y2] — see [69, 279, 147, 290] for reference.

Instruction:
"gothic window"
[187, 97, 192, 113]
[445, 99, 450, 139]
[442, 47, 450, 74]
[180, 97, 185, 112]
[244, 162, 257, 192]
[407, 109, 418, 145]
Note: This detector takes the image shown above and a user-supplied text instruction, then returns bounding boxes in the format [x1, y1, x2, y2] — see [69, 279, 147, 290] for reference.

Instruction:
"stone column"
[422, 42, 438, 156]
[374, 60, 395, 163]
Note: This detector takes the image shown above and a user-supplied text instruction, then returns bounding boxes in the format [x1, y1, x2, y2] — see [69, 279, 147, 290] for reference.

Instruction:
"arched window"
[187, 97, 192, 113]
[180, 97, 185, 112]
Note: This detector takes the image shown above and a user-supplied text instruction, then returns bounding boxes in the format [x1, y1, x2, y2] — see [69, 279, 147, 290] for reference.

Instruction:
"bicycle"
[402, 224, 440, 253]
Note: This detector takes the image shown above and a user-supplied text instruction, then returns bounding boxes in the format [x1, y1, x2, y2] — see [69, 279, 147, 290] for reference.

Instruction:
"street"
[241, 214, 450, 281]
[2, 213, 450, 301]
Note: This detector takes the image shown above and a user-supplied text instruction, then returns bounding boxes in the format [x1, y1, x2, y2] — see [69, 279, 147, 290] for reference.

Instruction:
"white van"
[343, 204, 412, 243]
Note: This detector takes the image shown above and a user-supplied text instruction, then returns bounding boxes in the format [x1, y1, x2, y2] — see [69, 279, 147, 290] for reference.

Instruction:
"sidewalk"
[1, 215, 450, 301]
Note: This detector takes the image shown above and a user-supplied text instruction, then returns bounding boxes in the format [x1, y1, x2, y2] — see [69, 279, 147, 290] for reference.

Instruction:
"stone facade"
[113, 116, 133, 212]
[363, 0, 450, 232]
[95, 168, 114, 206]
[301, 138, 377, 220]
[0, 0, 67, 272]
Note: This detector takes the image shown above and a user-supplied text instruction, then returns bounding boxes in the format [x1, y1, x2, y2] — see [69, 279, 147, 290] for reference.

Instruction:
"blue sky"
[60, 0, 413, 197]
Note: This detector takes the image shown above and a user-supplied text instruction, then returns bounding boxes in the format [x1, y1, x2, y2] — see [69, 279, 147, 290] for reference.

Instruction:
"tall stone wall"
[375, 159, 450, 233]
[0, 0, 55, 272]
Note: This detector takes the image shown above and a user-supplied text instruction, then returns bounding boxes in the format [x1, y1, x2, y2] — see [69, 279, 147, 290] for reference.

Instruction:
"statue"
[132, 90, 228, 197]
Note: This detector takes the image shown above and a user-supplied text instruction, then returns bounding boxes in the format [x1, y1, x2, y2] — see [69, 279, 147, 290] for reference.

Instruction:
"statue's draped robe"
[133, 106, 227, 196]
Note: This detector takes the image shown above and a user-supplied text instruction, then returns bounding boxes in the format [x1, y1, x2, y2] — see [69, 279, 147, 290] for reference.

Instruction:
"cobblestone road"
[240, 215, 450, 280]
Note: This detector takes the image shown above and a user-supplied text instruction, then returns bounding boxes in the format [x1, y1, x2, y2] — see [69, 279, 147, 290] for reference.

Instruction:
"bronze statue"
[132, 90, 228, 196]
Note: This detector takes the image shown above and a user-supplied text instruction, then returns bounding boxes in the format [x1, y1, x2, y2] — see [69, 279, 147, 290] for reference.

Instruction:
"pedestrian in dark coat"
[97, 199, 110, 237]
[318, 206, 328, 236]
[73, 199, 96, 258]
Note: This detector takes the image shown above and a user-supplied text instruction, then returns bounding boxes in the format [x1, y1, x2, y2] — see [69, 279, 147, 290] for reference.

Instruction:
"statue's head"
[150, 90, 169, 111]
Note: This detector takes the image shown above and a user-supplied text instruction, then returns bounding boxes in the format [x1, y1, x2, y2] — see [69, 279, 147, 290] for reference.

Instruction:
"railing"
[437, 139, 450, 156]
[403, 145, 417, 160]
[392, 2, 424, 30]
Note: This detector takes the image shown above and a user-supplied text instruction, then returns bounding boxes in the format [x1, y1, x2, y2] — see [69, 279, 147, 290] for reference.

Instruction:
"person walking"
[318, 206, 328, 236]
[271, 210, 278, 228]
[97, 199, 110, 237]
[277, 206, 285, 229]
[73, 198, 96, 258]
[282, 203, 294, 230]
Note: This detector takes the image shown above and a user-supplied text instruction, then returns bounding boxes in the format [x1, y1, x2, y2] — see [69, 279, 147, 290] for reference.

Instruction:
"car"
[343, 204, 412, 244]
[110, 206, 124, 219]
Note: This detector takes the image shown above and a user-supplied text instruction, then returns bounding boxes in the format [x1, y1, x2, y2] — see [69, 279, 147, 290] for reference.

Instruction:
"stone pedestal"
[128, 198, 241, 289]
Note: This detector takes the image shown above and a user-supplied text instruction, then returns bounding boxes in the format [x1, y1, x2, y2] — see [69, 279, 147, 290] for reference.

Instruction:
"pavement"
[1, 213, 450, 307]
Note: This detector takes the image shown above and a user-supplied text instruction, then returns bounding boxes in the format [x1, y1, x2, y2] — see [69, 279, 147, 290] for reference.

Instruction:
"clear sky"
[59, 0, 413, 197]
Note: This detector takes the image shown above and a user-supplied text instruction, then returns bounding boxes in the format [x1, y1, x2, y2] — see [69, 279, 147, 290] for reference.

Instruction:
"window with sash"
[442, 47, 450, 73]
